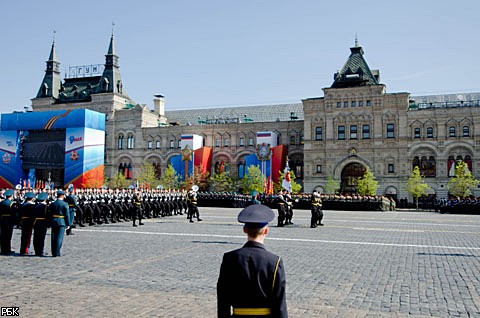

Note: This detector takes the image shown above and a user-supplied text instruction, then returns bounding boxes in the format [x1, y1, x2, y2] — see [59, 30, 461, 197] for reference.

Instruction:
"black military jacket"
[217, 241, 287, 318]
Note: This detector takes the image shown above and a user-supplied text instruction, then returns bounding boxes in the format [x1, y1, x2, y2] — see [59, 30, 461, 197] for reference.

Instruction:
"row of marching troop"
[0, 186, 203, 257]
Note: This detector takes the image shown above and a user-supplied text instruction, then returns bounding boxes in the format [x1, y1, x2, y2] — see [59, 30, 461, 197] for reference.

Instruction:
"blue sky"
[1, 1, 479, 113]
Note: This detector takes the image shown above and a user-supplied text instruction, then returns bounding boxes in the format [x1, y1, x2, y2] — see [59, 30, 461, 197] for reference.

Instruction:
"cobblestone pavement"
[1, 208, 480, 317]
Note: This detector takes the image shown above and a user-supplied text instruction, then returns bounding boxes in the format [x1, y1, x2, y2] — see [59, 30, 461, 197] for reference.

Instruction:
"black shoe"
[197, 219, 202, 222]
[311, 225, 317, 228]
[319, 223, 324, 226]
[133, 224, 137, 227]
[79, 224, 86, 227]
[139, 222, 144, 226]
[67, 232, 75, 236]
[189, 220, 194, 223]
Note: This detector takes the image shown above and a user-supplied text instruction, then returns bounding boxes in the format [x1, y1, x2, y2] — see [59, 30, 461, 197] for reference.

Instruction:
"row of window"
[315, 124, 395, 141]
[315, 163, 396, 174]
[413, 126, 470, 138]
[117, 135, 134, 150]
[336, 100, 372, 108]
[120, 135, 304, 150]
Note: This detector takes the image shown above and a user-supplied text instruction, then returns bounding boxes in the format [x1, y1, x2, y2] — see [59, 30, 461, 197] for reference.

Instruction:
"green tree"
[405, 166, 431, 210]
[159, 164, 182, 190]
[324, 175, 340, 194]
[135, 162, 158, 188]
[210, 171, 236, 192]
[108, 173, 129, 189]
[273, 170, 302, 194]
[448, 161, 479, 198]
[241, 165, 265, 195]
[355, 167, 378, 196]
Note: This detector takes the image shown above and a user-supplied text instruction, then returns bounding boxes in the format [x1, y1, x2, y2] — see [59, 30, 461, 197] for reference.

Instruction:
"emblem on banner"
[2, 153, 11, 164]
[256, 143, 271, 161]
[70, 150, 79, 161]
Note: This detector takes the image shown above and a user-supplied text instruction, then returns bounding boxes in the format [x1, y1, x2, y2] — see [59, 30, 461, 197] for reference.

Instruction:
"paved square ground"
[1, 208, 479, 317]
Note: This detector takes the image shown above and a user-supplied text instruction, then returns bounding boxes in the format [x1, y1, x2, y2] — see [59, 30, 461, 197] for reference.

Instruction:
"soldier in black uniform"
[187, 188, 202, 223]
[33, 192, 49, 256]
[217, 204, 287, 318]
[310, 190, 324, 228]
[19, 192, 36, 255]
[132, 190, 144, 227]
[276, 190, 287, 227]
[0, 190, 17, 255]
[284, 191, 294, 225]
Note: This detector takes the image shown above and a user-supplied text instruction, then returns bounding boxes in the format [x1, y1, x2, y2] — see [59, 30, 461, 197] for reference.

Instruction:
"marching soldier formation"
[0, 187, 194, 257]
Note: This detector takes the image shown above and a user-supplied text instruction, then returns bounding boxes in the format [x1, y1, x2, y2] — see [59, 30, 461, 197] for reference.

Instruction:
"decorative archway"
[340, 162, 366, 194]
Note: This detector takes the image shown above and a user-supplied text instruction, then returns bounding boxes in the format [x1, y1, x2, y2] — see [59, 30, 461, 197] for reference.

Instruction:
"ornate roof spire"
[331, 42, 380, 88]
[36, 35, 61, 98]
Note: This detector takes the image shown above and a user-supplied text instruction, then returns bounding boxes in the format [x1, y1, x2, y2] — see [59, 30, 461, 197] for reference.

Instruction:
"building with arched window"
[21, 35, 480, 200]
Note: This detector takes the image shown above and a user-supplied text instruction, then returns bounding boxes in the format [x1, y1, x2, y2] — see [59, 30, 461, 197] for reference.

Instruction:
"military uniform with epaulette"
[217, 204, 287, 318]
[310, 191, 323, 228]
[33, 192, 49, 256]
[0, 190, 17, 255]
[187, 189, 201, 222]
[19, 192, 36, 255]
[48, 190, 71, 257]
[276, 193, 287, 227]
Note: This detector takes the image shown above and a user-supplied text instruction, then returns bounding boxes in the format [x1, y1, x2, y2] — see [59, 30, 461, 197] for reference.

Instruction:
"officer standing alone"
[217, 204, 287, 318]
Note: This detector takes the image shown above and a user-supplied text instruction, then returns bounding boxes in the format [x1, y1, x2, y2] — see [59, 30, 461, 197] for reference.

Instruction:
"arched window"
[449, 126, 456, 137]
[414, 127, 421, 138]
[412, 156, 420, 170]
[447, 155, 456, 177]
[463, 126, 470, 137]
[289, 135, 296, 145]
[224, 138, 230, 147]
[117, 134, 124, 150]
[102, 78, 110, 92]
[147, 140, 153, 149]
[426, 127, 433, 138]
[42, 83, 49, 96]
[155, 140, 161, 149]
[127, 134, 134, 149]
[152, 162, 162, 179]
[420, 156, 428, 175]
[427, 156, 436, 177]
[465, 155, 472, 172]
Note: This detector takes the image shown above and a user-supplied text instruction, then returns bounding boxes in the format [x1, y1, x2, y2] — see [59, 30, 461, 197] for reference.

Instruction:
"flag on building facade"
[281, 159, 292, 192]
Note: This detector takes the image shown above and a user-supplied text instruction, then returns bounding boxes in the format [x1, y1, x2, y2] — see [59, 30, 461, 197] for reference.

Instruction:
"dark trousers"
[0, 220, 14, 254]
[51, 224, 65, 257]
[277, 205, 286, 227]
[132, 206, 143, 225]
[317, 208, 324, 225]
[20, 222, 34, 254]
[311, 207, 318, 227]
[188, 204, 199, 220]
[33, 224, 47, 256]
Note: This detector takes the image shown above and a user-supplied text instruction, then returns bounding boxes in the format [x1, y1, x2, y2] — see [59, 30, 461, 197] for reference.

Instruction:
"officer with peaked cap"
[33, 192, 49, 256]
[19, 192, 36, 255]
[217, 205, 288, 318]
[49, 190, 71, 257]
[0, 189, 16, 255]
